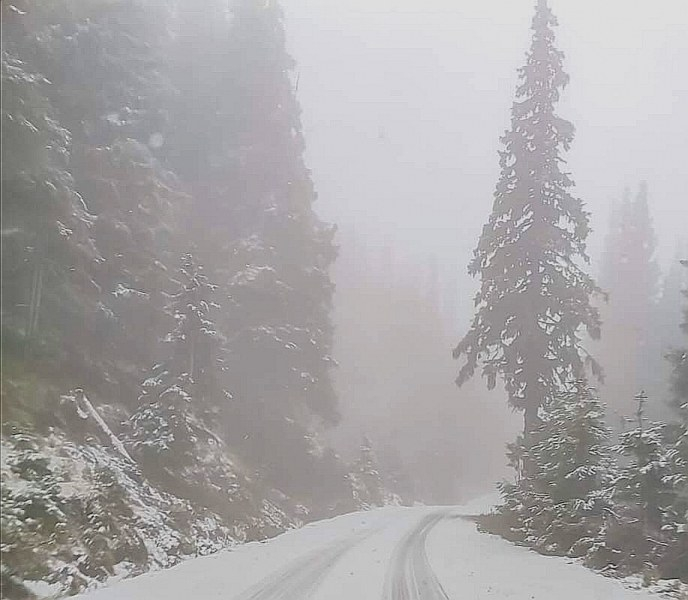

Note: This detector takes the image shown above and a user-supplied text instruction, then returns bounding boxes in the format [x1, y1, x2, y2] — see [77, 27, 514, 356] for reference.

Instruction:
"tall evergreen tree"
[220, 0, 338, 430]
[600, 183, 660, 304]
[453, 0, 600, 434]
[125, 255, 233, 504]
[1, 24, 100, 358]
[1, 0, 180, 394]
[72, 140, 185, 403]
[131, 254, 226, 426]
[164, 1, 339, 500]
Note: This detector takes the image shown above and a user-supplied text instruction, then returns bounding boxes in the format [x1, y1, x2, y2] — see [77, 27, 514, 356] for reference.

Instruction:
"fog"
[285, 0, 687, 273]
[277, 0, 688, 492]
[2, 0, 688, 593]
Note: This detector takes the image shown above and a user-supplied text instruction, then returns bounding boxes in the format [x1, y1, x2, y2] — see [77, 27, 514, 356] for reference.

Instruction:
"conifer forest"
[1, 0, 686, 598]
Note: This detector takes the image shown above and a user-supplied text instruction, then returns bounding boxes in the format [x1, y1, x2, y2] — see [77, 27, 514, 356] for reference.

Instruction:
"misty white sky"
[283, 0, 687, 318]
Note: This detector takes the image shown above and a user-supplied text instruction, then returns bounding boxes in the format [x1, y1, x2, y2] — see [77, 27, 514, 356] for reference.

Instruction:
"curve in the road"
[231, 529, 375, 600]
[382, 511, 450, 600]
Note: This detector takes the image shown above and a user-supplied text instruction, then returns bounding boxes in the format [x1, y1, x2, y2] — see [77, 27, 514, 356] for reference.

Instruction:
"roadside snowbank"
[428, 511, 662, 600]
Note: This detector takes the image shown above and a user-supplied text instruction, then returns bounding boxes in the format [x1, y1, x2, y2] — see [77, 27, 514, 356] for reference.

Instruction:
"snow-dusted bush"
[603, 398, 687, 580]
[495, 384, 614, 557]
[491, 388, 688, 584]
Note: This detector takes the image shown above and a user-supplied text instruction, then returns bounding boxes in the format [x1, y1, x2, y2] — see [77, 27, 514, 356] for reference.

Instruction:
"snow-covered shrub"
[495, 384, 614, 557]
[1, 427, 70, 595]
[492, 388, 688, 583]
[349, 436, 399, 509]
[0, 414, 265, 598]
[604, 400, 687, 580]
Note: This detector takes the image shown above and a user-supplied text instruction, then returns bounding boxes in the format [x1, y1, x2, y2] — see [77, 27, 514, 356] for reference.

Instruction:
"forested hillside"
[0, 1, 385, 596]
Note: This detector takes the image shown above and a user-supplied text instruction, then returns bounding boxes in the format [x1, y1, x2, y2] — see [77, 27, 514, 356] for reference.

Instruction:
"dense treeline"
[1, 1, 395, 595]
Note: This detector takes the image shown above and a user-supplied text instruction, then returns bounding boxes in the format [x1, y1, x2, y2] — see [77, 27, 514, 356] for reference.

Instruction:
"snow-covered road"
[80, 502, 660, 600]
[382, 511, 450, 600]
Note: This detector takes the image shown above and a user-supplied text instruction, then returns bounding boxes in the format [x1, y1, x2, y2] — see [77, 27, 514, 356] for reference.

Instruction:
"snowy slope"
[78, 503, 665, 600]
[77, 507, 411, 599]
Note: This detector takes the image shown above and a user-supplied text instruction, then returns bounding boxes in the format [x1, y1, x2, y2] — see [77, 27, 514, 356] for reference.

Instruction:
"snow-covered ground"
[78, 499, 664, 600]
[428, 513, 658, 600]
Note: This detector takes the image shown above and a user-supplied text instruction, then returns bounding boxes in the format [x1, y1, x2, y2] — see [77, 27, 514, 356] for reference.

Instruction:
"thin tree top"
[519, 0, 569, 106]
[470, 0, 590, 280]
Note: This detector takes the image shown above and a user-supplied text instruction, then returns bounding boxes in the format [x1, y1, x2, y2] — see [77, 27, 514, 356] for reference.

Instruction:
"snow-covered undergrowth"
[0, 391, 298, 599]
[0, 379, 401, 599]
[476, 386, 687, 596]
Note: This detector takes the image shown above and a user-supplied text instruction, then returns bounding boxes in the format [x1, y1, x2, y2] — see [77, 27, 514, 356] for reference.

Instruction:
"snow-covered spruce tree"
[222, 0, 338, 420]
[653, 252, 688, 569]
[123, 255, 260, 525]
[166, 4, 339, 507]
[0, 24, 100, 358]
[599, 184, 660, 311]
[598, 184, 662, 425]
[666, 423, 688, 582]
[350, 437, 387, 509]
[1, 0, 181, 400]
[72, 141, 186, 405]
[498, 383, 613, 556]
[211, 0, 340, 508]
[163, 254, 226, 402]
[126, 254, 226, 470]
[126, 373, 205, 471]
[453, 0, 601, 435]
[608, 393, 682, 575]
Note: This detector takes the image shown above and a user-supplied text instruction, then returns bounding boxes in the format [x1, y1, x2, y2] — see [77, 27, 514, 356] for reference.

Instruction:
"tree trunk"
[522, 402, 540, 479]
[32, 262, 44, 335]
[523, 402, 540, 438]
[26, 256, 44, 341]
[189, 331, 196, 381]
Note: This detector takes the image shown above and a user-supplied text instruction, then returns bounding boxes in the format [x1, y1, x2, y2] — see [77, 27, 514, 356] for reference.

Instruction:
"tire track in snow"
[231, 528, 376, 600]
[382, 511, 451, 600]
